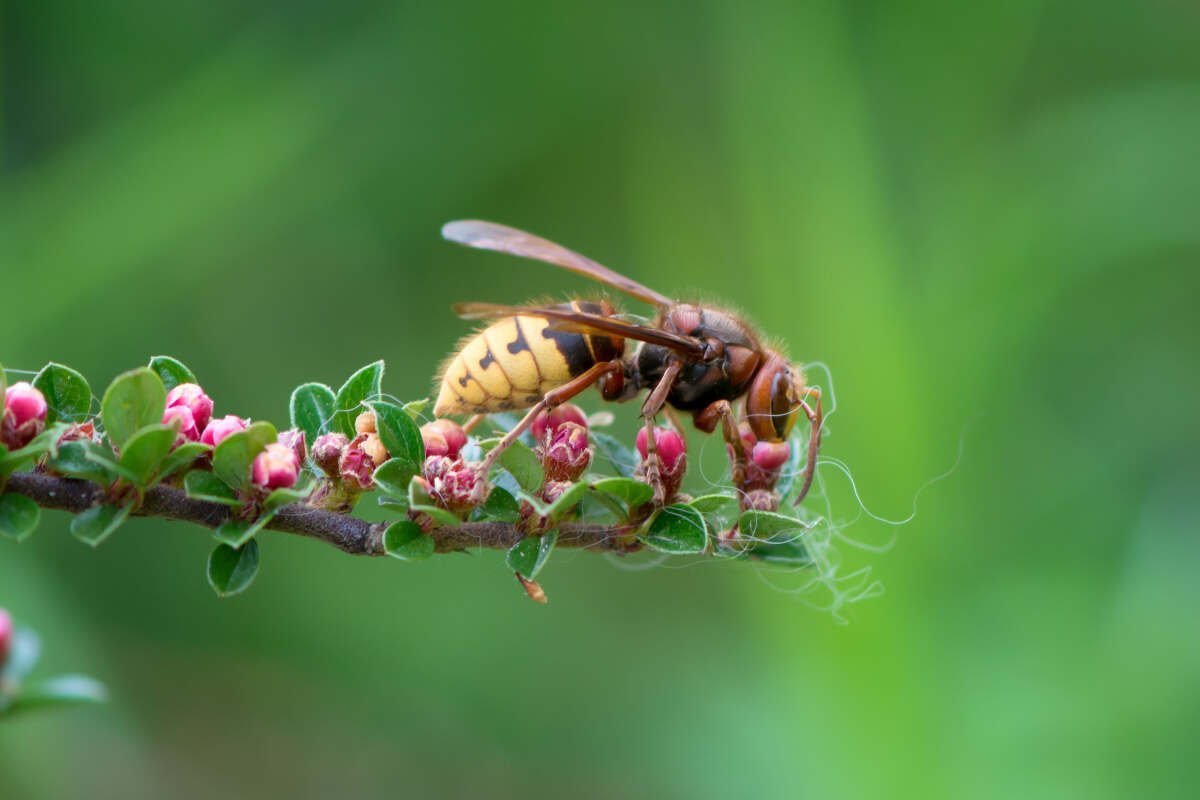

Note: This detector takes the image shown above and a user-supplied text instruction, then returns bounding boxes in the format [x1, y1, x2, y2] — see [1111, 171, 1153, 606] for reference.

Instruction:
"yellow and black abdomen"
[434, 302, 620, 416]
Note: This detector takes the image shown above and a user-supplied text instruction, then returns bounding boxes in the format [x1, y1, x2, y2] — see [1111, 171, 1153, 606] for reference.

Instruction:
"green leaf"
[46, 440, 115, 485]
[331, 361, 384, 437]
[543, 481, 589, 522]
[739, 510, 812, 565]
[474, 486, 520, 523]
[591, 476, 653, 509]
[101, 367, 166, 449]
[591, 431, 636, 478]
[507, 529, 558, 579]
[81, 444, 141, 485]
[367, 401, 424, 485]
[147, 355, 197, 391]
[207, 540, 260, 597]
[0, 494, 40, 542]
[2, 628, 40, 682]
[373, 458, 416, 498]
[264, 484, 312, 512]
[157, 442, 210, 480]
[70, 503, 133, 547]
[33, 363, 92, 424]
[0, 423, 70, 477]
[8, 674, 108, 713]
[289, 382, 336, 443]
[212, 421, 277, 490]
[688, 494, 739, 515]
[184, 471, 242, 506]
[382, 520, 435, 561]
[402, 398, 430, 419]
[214, 515, 272, 548]
[640, 504, 709, 554]
[407, 480, 462, 527]
[118, 424, 177, 486]
[498, 441, 543, 494]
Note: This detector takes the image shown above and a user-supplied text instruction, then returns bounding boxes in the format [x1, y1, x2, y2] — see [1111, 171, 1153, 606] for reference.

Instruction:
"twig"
[4, 472, 633, 555]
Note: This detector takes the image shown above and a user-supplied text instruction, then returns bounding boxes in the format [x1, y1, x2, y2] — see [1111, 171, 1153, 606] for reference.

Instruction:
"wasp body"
[435, 221, 823, 504]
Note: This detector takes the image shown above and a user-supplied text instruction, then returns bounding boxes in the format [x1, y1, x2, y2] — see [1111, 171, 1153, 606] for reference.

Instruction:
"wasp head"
[745, 352, 806, 442]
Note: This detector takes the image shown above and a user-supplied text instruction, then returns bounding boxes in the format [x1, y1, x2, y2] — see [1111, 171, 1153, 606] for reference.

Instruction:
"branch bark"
[4, 472, 633, 555]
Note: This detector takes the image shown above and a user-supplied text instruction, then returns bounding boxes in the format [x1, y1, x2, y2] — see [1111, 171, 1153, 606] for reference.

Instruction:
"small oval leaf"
[591, 476, 654, 509]
[497, 442, 543, 494]
[331, 361, 384, 437]
[383, 520, 435, 561]
[33, 363, 92, 424]
[289, 382, 336, 444]
[506, 529, 558, 579]
[207, 540, 260, 597]
[212, 421, 277, 490]
[640, 504, 708, 554]
[101, 368, 167, 449]
[367, 401, 424, 485]
[147, 356, 198, 392]
[70, 503, 133, 547]
[0, 493, 40, 542]
[118, 424, 177, 486]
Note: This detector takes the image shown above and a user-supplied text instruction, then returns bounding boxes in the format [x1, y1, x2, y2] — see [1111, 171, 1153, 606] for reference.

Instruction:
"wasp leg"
[479, 361, 622, 478]
[639, 360, 683, 504]
[792, 387, 824, 506]
[694, 400, 747, 489]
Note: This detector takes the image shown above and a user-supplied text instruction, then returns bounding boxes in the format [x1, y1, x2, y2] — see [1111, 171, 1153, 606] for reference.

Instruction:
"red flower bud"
[200, 415, 248, 447]
[164, 383, 213, 432]
[2, 382, 48, 450]
[278, 428, 307, 469]
[339, 434, 377, 489]
[252, 442, 300, 490]
[420, 419, 468, 459]
[539, 422, 591, 482]
[424, 457, 485, 512]
[0, 608, 11, 667]
[311, 432, 349, 477]
[732, 422, 790, 492]
[636, 426, 687, 474]
[162, 405, 200, 443]
[531, 403, 588, 444]
[635, 426, 687, 501]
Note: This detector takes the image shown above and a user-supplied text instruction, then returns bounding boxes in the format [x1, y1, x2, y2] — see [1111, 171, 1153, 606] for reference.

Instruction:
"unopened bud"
[361, 433, 388, 466]
[733, 422, 791, 491]
[339, 434, 377, 489]
[635, 426, 688, 501]
[201, 415, 248, 447]
[354, 411, 376, 435]
[531, 403, 588, 444]
[2, 382, 48, 450]
[540, 480, 573, 505]
[311, 432, 348, 477]
[252, 442, 299, 490]
[420, 418, 468, 459]
[164, 383, 213, 432]
[539, 422, 591, 481]
[515, 573, 548, 604]
[278, 428, 307, 469]
[741, 488, 780, 512]
[162, 405, 200, 443]
[0, 608, 11, 667]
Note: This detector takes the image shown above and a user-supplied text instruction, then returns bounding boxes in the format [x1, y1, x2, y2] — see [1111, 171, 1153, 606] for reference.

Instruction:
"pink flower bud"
[2, 382, 48, 450]
[425, 458, 485, 512]
[751, 440, 791, 472]
[311, 432, 349, 477]
[635, 426, 687, 501]
[164, 383, 213, 432]
[339, 434, 377, 490]
[539, 421, 591, 482]
[252, 442, 299, 490]
[636, 426, 687, 473]
[420, 419, 468, 459]
[162, 405, 200, 443]
[0, 608, 11, 667]
[200, 415, 248, 447]
[278, 428, 307, 469]
[531, 403, 588, 444]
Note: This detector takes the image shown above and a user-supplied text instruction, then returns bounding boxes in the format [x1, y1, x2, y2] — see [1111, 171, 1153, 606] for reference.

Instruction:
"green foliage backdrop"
[2, 1, 1197, 797]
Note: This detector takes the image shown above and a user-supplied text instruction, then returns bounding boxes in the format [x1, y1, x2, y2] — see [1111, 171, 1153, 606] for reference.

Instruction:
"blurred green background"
[2, 1, 1198, 797]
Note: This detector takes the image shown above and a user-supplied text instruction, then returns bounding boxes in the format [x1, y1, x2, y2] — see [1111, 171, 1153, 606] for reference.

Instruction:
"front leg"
[693, 399, 747, 488]
[639, 360, 683, 504]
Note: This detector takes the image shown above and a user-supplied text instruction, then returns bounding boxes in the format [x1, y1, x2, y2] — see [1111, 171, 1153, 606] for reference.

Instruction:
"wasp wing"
[453, 302, 705, 359]
[442, 220, 673, 309]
